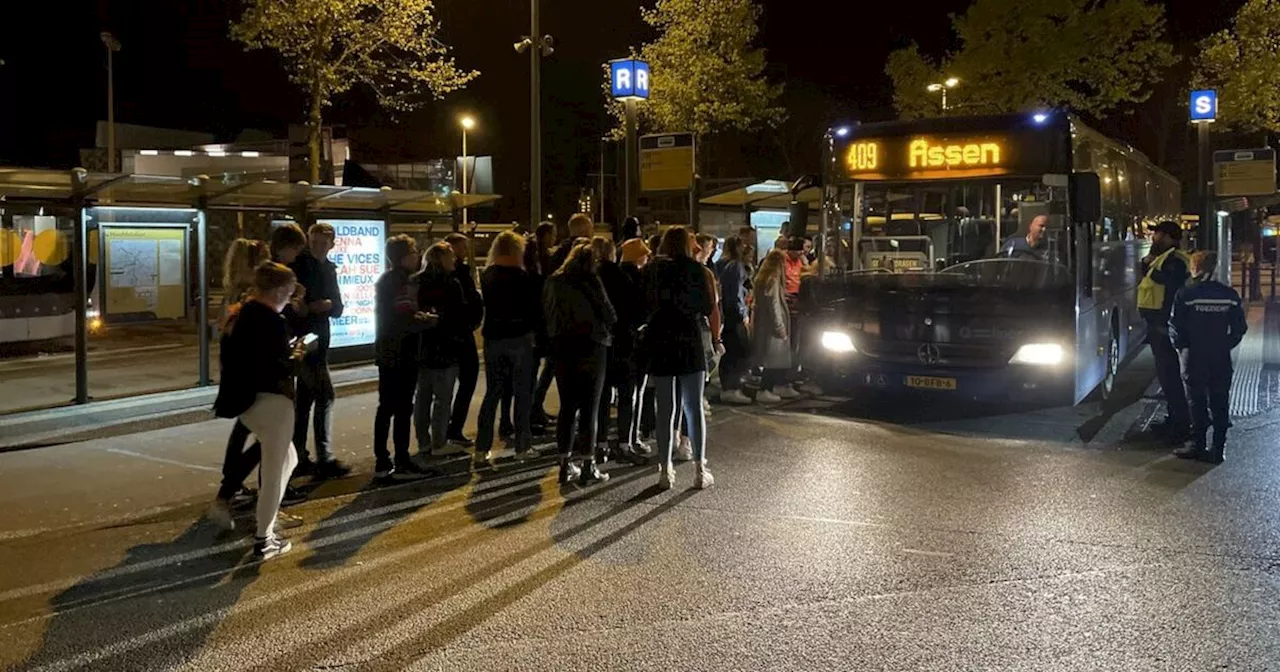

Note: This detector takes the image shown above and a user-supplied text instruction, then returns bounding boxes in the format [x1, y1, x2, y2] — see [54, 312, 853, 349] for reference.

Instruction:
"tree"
[232, 0, 478, 183]
[606, 0, 785, 139]
[1193, 0, 1280, 135]
[886, 0, 1177, 120]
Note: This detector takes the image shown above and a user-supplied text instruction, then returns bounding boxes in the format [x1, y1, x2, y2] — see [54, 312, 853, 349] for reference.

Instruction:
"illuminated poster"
[102, 227, 187, 320]
[324, 219, 385, 349]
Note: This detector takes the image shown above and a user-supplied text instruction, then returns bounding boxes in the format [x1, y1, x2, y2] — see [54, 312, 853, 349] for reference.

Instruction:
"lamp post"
[926, 76, 959, 112]
[100, 32, 122, 173]
[514, 2, 554, 227]
[460, 115, 475, 226]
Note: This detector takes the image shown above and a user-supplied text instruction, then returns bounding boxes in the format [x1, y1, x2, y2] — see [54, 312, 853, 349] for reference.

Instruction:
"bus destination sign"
[836, 128, 1066, 182]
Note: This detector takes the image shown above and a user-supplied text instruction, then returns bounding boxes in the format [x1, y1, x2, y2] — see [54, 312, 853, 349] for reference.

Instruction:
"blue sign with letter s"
[1189, 89, 1217, 122]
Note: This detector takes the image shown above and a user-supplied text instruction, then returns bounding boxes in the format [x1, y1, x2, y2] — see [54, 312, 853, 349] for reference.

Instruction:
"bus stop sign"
[1190, 90, 1217, 123]
[1214, 148, 1276, 197]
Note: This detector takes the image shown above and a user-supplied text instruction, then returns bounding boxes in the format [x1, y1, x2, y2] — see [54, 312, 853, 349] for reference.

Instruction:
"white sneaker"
[658, 464, 676, 491]
[774, 385, 800, 399]
[675, 436, 694, 462]
[703, 397, 712, 413]
[207, 499, 234, 531]
[756, 390, 782, 403]
[694, 463, 714, 490]
[253, 535, 292, 561]
[721, 389, 752, 405]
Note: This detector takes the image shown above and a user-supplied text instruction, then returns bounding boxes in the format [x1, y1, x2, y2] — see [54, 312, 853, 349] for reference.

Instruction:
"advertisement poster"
[324, 219, 385, 349]
[102, 227, 187, 320]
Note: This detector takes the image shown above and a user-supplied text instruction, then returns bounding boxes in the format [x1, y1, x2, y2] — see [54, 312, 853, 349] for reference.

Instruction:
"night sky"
[0, 0, 1242, 220]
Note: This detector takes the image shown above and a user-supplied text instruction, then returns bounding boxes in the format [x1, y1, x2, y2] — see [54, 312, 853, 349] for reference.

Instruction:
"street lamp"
[100, 32, 122, 173]
[515, 0, 554, 228]
[459, 115, 476, 226]
[926, 76, 959, 112]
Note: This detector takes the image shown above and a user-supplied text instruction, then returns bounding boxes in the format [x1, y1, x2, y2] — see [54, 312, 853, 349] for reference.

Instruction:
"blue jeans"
[653, 372, 707, 466]
[294, 358, 335, 463]
[477, 335, 535, 454]
[414, 365, 458, 453]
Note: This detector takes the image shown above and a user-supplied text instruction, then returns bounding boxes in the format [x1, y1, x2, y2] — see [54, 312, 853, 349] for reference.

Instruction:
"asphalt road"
[2, 381, 1280, 671]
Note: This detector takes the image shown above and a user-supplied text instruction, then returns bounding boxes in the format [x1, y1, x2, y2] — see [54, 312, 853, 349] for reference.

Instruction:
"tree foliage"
[606, 0, 784, 138]
[232, 0, 478, 182]
[886, 0, 1177, 119]
[1193, 0, 1280, 134]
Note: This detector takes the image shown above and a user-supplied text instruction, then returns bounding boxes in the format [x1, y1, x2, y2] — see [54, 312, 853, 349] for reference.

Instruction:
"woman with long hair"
[372, 235, 436, 480]
[641, 226, 719, 490]
[543, 243, 616, 485]
[751, 249, 792, 403]
[222, 239, 270, 304]
[209, 239, 278, 529]
[212, 262, 306, 560]
[592, 236, 648, 464]
[414, 242, 470, 459]
[476, 230, 539, 460]
[715, 236, 753, 404]
[531, 221, 559, 425]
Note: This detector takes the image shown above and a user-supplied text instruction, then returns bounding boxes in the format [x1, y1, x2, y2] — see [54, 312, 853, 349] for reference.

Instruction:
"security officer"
[1138, 221, 1192, 442]
[1168, 251, 1247, 463]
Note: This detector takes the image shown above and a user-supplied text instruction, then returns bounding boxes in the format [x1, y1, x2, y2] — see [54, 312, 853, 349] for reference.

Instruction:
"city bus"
[803, 112, 1180, 404]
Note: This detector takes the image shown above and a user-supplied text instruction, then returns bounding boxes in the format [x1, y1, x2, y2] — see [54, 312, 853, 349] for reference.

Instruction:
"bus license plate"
[904, 375, 957, 390]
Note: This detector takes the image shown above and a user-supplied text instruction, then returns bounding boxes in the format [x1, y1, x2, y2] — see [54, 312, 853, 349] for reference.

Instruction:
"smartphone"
[301, 333, 319, 346]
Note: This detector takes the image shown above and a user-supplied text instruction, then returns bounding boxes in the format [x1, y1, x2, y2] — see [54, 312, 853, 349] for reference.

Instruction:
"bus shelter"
[699, 180, 821, 261]
[0, 167, 498, 414]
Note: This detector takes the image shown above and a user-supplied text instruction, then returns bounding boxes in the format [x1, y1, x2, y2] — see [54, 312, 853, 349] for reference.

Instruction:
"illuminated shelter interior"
[0, 168, 499, 411]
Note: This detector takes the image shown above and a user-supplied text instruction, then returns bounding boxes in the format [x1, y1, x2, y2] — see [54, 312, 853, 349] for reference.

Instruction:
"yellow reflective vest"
[1137, 247, 1192, 312]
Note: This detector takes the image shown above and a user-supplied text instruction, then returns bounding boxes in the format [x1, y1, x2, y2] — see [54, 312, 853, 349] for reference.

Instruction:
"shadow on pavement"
[298, 459, 474, 571]
[20, 521, 261, 672]
[248, 468, 661, 672]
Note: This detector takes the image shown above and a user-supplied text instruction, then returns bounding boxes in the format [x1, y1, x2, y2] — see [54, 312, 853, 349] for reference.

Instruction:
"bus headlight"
[821, 330, 857, 353]
[1009, 343, 1065, 366]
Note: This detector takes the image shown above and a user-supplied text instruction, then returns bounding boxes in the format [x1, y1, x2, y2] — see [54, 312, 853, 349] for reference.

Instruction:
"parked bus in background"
[804, 112, 1181, 405]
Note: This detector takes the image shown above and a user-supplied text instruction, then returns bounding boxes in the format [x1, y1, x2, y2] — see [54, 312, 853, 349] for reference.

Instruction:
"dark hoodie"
[415, 269, 470, 369]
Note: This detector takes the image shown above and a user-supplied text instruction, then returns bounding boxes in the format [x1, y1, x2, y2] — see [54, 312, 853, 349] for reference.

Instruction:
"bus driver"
[1000, 214, 1048, 261]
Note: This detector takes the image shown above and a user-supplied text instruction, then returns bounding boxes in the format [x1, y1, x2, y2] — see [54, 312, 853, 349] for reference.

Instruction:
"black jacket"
[642, 256, 713, 376]
[600, 261, 644, 366]
[375, 267, 420, 367]
[481, 265, 539, 341]
[453, 262, 484, 332]
[1169, 278, 1248, 371]
[415, 270, 471, 369]
[543, 270, 616, 347]
[213, 300, 296, 418]
[289, 250, 344, 355]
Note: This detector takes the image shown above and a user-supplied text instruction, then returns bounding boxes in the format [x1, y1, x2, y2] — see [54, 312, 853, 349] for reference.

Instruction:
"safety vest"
[1137, 247, 1192, 311]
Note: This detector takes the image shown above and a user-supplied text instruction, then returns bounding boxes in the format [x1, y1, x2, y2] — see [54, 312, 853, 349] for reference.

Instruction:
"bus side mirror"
[1070, 172, 1101, 224]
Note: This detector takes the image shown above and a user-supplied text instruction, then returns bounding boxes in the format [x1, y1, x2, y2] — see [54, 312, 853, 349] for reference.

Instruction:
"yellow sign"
[103, 227, 188, 320]
[908, 138, 1002, 169]
[1215, 160, 1275, 197]
[640, 133, 695, 192]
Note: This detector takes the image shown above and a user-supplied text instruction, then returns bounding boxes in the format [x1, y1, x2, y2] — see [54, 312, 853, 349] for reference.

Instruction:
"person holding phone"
[289, 222, 351, 480]
[212, 262, 307, 560]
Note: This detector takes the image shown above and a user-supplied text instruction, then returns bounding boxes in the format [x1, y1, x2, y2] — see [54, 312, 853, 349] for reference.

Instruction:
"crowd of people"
[210, 214, 819, 560]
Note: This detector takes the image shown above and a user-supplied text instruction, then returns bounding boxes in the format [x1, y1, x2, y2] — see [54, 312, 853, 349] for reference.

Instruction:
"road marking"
[102, 447, 220, 472]
[901, 548, 955, 558]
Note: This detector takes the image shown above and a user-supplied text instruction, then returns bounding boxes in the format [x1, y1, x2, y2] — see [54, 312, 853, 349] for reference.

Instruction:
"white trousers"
[239, 393, 299, 538]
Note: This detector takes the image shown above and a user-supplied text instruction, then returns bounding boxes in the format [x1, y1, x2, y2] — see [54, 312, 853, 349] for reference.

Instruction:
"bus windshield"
[850, 179, 1071, 277]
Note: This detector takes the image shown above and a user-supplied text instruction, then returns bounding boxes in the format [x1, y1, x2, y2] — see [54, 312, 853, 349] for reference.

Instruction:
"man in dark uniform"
[1138, 221, 1192, 442]
[1168, 251, 1248, 463]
